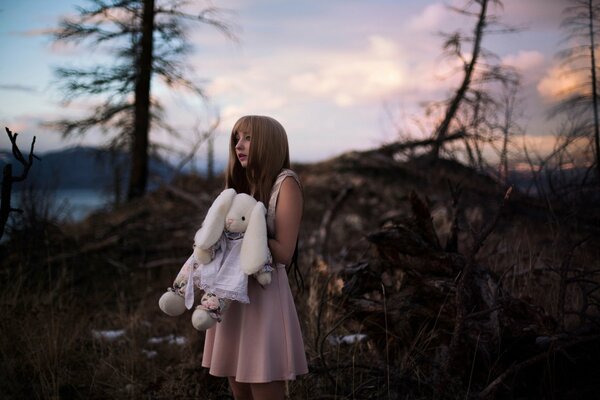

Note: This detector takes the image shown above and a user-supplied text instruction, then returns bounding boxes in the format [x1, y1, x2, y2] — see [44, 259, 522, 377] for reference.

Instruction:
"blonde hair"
[226, 115, 290, 204]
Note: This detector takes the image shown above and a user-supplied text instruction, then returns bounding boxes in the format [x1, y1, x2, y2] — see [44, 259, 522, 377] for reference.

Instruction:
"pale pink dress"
[201, 169, 309, 383]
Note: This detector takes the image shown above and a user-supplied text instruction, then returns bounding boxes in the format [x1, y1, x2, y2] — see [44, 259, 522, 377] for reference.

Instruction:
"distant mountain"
[0, 146, 178, 191]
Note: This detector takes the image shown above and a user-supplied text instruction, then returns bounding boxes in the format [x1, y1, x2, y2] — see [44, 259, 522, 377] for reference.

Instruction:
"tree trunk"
[207, 135, 214, 180]
[430, 0, 488, 159]
[0, 164, 13, 241]
[128, 0, 155, 200]
[588, 0, 600, 182]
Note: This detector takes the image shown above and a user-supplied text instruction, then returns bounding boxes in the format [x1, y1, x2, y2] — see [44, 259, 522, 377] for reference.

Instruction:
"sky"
[0, 0, 575, 164]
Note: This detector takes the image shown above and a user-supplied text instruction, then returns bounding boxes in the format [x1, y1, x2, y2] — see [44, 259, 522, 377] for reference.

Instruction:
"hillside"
[0, 146, 176, 191]
[1, 149, 599, 399]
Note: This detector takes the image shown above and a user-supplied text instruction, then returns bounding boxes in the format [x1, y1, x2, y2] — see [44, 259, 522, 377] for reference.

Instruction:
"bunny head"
[193, 189, 270, 275]
[225, 194, 258, 233]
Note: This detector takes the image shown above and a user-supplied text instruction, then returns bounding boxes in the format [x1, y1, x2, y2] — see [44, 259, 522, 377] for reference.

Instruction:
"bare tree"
[427, 0, 519, 162]
[495, 77, 523, 184]
[50, 0, 235, 200]
[554, 0, 600, 181]
[1, 128, 40, 240]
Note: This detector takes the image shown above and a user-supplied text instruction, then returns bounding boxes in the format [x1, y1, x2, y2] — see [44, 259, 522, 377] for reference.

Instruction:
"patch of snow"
[91, 329, 126, 341]
[328, 333, 368, 345]
[142, 349, 158, 358]
[148, 334, 187, 346]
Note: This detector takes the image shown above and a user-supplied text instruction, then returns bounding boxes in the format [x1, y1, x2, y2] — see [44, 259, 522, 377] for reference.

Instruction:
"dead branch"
[314, 186, 353, 263]
[171, 115, 220, 178]
[442, 186, 513, 383]
[445, 179, 462, 252]
[478, 334, 600, 399]
[163, 184, 210, 208]
[143, 257, 188, 269]
[1, 127, 40, 240]
[558, 236, 591, 331]
[45, 235, 120, 264]
[363, 130, 467, 158]
[430, 0, 489, 158]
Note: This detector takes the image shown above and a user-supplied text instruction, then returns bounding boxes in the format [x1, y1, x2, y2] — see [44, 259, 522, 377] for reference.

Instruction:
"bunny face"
[225, 194, 258, 233]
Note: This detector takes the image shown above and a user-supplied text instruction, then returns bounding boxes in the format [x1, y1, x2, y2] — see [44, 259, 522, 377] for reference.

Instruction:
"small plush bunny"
[158, 189, 272, 330]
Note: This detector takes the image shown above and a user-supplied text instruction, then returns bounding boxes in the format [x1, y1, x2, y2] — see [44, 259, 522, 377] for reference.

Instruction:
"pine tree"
[51, 0, 234, 199]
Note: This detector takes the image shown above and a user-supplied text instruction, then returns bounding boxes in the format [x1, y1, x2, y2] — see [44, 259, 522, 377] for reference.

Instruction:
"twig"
[382, 283, 391, 400]
[442, 186, 513, 385]
[1, 127, 40, 240]
[478, 334, 600, 398]
[315, 186, 353, 263]
[163, 184, 210, 208]
[558, 236, 591, 331]
[45, 235, 120, 263]
[361, 130, 467, 158]
[143, 257, 188, 269]
[445, 179, 462, 252]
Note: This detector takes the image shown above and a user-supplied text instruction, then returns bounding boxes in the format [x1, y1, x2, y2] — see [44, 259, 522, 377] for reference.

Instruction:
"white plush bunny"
[158, 188, 272, 330]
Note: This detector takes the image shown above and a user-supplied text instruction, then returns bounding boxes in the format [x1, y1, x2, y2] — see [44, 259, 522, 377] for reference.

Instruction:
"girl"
[201, 115, 308, 399]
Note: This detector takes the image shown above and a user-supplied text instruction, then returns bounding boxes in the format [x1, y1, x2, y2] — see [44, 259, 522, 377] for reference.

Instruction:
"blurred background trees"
[555, 0, 600, 178]
[50, 0, 234, 200]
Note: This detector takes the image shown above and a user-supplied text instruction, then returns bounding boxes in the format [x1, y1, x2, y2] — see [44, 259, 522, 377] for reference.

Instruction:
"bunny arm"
[240, 201, 270, 275]
[173, 255, 195, 289]
[194, 188, 236, 250]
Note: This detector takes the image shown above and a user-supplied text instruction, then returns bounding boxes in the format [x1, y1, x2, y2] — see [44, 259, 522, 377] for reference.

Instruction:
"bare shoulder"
[275, 176, 303, 222]
[278, 175, 303, 204]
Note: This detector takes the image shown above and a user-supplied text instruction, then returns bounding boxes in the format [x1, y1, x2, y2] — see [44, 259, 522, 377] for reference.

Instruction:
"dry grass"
[1, 155, 599, 399]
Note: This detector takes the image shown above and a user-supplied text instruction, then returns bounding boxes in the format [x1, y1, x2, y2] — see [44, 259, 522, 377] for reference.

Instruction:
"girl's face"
[234, 130, 251, 168]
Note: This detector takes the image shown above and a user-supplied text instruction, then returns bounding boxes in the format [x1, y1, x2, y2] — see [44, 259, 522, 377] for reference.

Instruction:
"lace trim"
[198, 284, 250, 304]
[224, 230, 244, 240]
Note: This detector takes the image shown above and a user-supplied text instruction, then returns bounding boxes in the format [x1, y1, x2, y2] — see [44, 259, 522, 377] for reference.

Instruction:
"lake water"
[13, 188, 114, 222]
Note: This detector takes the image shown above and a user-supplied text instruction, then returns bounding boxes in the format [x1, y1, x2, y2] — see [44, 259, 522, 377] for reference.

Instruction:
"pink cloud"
[502, 51, 545, 72]
[406, 3, 447, 32]
[537, 64, 588, 102]
[501, 0, 568, 29]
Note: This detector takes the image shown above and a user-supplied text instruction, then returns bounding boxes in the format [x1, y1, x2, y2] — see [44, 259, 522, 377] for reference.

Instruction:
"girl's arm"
[268, 176, 303, 265]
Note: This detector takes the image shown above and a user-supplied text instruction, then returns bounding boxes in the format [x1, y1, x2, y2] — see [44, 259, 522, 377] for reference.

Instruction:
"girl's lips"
[238, 154, 247, 160]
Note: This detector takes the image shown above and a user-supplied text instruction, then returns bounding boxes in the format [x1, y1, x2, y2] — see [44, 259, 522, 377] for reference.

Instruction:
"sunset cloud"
[407, 3, 447, 32]
[502, 50, 545, 72]
[289, 36, 406, 106]
[537, 64, 588, 102]
[0, 0, 572, 163]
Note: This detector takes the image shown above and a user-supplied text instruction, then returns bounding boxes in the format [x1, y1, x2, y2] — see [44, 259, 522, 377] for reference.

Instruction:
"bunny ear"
[240, 201, 269, 275]
[194, 189, 236, 249]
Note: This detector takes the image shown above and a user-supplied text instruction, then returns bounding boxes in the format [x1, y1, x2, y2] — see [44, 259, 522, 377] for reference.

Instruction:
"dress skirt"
[202, 264, 308, 383]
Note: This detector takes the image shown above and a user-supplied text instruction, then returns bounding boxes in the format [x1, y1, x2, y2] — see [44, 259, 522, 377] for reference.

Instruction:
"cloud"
[501, 0, 568, 29]
[502, 50, 547, 88]
[406, 3, 447, 32]
[288, 36, 406, 107]
[15, 27, 56, 37]
[537, 64, 588, 102]
[502, 51, 545, 72]
[0, 84, 37, 93]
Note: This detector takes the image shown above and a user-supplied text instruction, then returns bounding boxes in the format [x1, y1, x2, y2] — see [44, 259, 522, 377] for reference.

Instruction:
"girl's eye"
[245, 135, 251, 141]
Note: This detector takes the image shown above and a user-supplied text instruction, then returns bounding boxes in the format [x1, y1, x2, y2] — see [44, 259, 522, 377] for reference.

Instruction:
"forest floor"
[1, 150, 599, 399]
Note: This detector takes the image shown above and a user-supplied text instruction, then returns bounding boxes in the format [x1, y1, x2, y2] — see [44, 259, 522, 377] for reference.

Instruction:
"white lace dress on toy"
[180, 230, 270, 310]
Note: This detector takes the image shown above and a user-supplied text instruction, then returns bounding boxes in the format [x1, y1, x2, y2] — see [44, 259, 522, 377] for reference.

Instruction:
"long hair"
[225, 115, 290, 204]
[225, 116, 303, 289]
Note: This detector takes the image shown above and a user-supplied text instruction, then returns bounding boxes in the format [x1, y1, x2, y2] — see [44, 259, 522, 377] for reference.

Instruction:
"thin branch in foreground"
[1, 127, 40, 240]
